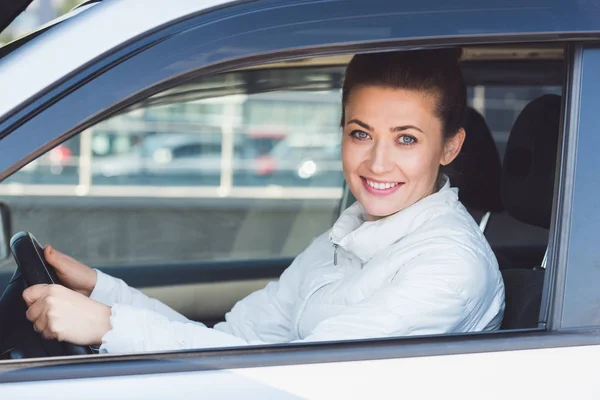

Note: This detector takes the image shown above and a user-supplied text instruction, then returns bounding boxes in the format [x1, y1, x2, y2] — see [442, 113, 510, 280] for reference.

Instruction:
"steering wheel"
[0, 232, 94, 359]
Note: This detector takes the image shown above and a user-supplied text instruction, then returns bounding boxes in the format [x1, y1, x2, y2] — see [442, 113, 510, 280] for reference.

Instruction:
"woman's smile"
[361, 177, 404, 196]
[342, 86, 450, 220]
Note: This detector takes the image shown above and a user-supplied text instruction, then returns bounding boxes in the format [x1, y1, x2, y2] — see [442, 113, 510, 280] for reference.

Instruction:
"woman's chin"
[361, 203, 404, 221]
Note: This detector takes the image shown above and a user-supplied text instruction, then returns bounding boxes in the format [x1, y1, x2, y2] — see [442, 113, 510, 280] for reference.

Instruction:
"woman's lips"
[361, 177, 403, 196]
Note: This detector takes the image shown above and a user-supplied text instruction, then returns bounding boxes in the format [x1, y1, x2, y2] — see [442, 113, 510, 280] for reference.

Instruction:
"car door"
[1, 1, 600, 398]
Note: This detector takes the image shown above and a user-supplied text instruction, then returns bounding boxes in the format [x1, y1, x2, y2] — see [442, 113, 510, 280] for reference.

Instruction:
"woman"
[23, 49, 505, 353]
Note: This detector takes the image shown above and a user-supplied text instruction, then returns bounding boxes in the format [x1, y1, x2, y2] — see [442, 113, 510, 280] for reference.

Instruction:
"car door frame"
[0, 0, 599, 383]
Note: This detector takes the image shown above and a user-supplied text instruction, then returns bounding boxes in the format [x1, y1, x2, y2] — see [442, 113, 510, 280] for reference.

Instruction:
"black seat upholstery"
[500, 268, 546, 330]
[499, 94, 561, 330]
[451, 108, 512, 269]
[450, 107, 503, 215]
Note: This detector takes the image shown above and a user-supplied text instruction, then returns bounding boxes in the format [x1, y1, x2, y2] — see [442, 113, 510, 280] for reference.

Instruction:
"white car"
[0, 1, 599, 399]
[91, 133, 223, 183]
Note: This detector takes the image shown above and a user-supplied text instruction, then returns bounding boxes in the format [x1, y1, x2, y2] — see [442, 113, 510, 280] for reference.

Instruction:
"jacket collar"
[329, 175, 459, 263]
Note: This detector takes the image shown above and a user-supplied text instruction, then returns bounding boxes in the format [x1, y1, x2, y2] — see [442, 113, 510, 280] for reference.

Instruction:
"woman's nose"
[367, 141, 395, 175]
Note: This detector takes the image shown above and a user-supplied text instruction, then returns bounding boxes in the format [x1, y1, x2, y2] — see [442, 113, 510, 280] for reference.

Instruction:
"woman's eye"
[350, 130, 370, 140]
[398, 135, 416, 145]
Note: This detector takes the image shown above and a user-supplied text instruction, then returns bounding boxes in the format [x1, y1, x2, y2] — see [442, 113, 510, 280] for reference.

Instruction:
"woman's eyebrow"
[348, 119, 424, 134]
[392, 125, 424, 133]
[347, 119, 373, 131]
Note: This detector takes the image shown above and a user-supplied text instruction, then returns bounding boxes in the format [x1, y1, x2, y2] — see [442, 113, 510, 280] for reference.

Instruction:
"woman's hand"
[23, 284, 111, 345]
[44, 245, 97, 297]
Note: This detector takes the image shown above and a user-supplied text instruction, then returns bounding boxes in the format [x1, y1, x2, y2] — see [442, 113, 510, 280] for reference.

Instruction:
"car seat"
[499, 94, 561, 329]
[449, 106, 503, 232]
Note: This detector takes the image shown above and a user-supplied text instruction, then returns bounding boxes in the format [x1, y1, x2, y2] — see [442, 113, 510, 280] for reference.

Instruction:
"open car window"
[0, 44, 565, 360]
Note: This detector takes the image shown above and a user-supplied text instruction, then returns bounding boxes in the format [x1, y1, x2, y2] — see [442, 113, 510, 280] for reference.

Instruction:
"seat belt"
[478, 211, 491, 233]
[541, 247, 548, 269]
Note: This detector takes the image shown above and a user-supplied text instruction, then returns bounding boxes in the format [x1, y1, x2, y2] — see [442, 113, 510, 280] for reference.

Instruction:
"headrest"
[501, 94, 561, 229]
[450, 107, 503, 212]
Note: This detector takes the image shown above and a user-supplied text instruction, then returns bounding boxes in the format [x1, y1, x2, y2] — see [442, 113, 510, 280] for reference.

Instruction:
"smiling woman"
[341, 49, 467, 220]
[21, 49, 505, 353]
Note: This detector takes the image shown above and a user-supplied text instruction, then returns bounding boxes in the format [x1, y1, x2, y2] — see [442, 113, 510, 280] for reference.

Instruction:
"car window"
[0, 72, 344, 269]
[0, 44, 571, 370]
[171, 144, 203, 158]
[0, 57, 563, 270]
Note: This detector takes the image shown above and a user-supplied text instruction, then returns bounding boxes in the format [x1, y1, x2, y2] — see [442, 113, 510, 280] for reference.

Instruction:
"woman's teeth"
[365, 179, 399, 190]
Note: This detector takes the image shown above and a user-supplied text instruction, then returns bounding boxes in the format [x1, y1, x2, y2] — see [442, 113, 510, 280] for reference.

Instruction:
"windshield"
[0, 1, 99, 60]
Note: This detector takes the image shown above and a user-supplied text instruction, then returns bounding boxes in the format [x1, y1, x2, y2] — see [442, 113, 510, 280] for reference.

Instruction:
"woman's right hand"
[44, 245, 97, 297]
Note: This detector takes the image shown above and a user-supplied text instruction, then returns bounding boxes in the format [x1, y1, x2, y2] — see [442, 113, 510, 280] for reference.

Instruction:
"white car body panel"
[0, 0, 232, 118]
[2, 344, 599, 399]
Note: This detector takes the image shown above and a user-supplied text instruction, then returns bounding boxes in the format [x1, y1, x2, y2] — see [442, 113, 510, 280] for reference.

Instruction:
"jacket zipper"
[329, 231, 339, 266]
[333, 244, 338, 266]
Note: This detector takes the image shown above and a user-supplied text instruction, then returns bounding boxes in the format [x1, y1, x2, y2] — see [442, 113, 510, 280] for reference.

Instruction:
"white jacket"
[91, 177, 505, 353]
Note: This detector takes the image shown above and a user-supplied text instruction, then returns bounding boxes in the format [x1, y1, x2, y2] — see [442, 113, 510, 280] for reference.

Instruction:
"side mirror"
[0, 202, 12, 260]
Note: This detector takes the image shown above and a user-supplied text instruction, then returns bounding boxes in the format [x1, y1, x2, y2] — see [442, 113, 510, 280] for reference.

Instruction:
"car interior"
[0, 43, 564, 359]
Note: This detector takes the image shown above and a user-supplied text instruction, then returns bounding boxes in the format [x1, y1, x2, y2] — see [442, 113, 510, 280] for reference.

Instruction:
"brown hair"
[340, 48, 467, 140]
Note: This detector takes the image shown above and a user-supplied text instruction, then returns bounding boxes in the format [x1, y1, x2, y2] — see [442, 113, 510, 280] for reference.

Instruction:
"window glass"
[0, 68, 346, 268]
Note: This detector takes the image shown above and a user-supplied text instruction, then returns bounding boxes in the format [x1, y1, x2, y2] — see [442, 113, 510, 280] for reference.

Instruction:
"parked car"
[0, 1, 599, 399]
[15, 143, 75, 182]
[92, 133, 223, 185]
[263, 136, 344, 187]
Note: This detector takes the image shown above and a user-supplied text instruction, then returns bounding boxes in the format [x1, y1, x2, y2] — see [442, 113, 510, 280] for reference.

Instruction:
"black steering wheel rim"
[7, 231, 95, 357]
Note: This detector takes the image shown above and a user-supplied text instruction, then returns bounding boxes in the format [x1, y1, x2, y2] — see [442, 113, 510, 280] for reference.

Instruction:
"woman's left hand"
[23, 284, 111, 345]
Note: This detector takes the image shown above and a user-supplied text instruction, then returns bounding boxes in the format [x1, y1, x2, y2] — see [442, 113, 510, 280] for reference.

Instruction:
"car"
[17, 143, 75, 181]
[91, 132, 224, 186]
[258, 135, 343, 187]
[0, 0, 599, 398]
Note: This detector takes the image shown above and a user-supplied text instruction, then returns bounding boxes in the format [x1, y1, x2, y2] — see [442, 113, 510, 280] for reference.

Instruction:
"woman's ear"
[440, 128, 466, 166]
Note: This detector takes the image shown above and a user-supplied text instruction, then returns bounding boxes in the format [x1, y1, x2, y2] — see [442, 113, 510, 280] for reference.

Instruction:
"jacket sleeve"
[98, 243, 497, 353]
[90, 269, 194, 325]
[296, 248, 501, 343]
[98, 235, 318, 354]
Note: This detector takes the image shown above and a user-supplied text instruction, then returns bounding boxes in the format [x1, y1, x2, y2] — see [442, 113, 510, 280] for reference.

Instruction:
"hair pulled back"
[341, 48, 467, 139]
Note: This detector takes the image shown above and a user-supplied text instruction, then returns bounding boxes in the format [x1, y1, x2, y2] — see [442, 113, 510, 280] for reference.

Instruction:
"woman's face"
[342, 86, 465, 221]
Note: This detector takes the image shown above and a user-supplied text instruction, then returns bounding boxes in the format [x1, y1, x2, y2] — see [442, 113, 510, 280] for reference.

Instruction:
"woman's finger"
[22, 284, 49, 307]
[44, 245, 84, 272]
[33, 306, 48, 337]
[25, 297, 46, 323]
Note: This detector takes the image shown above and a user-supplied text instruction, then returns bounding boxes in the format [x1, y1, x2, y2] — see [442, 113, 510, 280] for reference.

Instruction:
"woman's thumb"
[44, 245, 61, 268]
